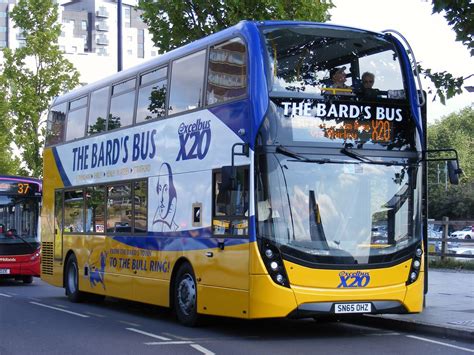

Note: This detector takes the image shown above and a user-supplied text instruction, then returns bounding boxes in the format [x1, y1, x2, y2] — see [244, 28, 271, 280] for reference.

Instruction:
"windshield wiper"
[340, 147, 402, 166]
[6, 230, 37, 251]
[340, 147, 374, 163]
[276, 145, 330, 164]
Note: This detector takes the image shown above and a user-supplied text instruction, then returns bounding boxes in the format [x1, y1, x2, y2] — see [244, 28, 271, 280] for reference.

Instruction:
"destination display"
[0, 180, 40, 196]
[271, 98, 416, 149]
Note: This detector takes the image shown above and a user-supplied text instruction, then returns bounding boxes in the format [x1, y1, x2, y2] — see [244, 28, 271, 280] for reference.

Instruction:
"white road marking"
[126, 327, 171, 341]
[190, 344, 216, 355]
[119, 320, 140, 327]
[406, 335, 474, 353]
[0, 293, 12, 297]
[29, 302, 89, 318]
[145, 341, 194, 345]
[127, 327, 215, 354]
[161, 332, 190, 340]
[84, 312, 106, 318]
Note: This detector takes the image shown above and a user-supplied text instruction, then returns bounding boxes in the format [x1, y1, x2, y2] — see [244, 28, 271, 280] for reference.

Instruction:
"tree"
[419, 0, 473, 104]
[427, 106, 473, 219]
[432, 0, 473, 56]
[0, 83, 21, 175]
[1, 0, 79, 177]
[138, 0, 334, 53]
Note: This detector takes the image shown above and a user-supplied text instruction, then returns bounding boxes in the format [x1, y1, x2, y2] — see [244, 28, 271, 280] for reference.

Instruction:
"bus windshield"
[0, 195, 40, 248]
[262, 25, 406, 99]
[261, 25, 417, 151]
[256, 153, 422, 266]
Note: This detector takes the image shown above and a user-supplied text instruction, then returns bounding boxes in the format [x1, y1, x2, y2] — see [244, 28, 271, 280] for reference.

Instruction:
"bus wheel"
[174, 264, 199, 326]
[22, 276, 33, 284]
[65, 255, 84, 303]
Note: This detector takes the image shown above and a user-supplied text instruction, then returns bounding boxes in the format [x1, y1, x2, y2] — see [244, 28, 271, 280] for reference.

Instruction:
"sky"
[329, 0, 473, 123]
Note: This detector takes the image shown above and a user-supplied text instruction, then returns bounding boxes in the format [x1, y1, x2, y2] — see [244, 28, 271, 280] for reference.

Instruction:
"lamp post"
[117, 0, 122, 72]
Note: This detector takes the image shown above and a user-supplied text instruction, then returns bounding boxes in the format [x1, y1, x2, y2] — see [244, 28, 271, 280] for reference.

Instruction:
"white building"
[0, 0, 158, 85]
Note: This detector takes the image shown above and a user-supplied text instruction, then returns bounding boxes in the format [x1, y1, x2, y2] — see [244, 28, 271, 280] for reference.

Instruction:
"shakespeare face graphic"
[153, 163, 178, 231]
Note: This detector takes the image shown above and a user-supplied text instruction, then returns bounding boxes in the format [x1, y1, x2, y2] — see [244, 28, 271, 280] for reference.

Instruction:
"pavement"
[354, 268, 474, 341]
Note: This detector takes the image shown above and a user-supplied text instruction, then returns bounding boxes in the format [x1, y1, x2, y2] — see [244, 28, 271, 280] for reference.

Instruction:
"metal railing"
[427, 217, 474, 260]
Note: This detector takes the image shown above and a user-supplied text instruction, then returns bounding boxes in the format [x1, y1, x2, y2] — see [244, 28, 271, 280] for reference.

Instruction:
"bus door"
[201, 167, 250, 316]
[54, 190, 63, 262]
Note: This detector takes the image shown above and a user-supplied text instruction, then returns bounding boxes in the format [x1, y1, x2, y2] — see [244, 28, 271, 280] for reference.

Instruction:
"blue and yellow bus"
[42, 21, 438, 325]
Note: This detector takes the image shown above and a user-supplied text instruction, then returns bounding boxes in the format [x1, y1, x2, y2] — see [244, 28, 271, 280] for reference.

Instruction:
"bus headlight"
[413, 260, 421, 269]
[30, 250, 41, 261]
[259, 241, 290, 288]
[406, 244, 423, 285]
[265, 249, 274, 259]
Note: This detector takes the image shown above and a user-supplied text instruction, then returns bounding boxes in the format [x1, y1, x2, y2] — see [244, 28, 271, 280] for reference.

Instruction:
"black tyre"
[22, 276, 33, 284]
[174, 263, 199, 326]
[65, 254, 84, 302]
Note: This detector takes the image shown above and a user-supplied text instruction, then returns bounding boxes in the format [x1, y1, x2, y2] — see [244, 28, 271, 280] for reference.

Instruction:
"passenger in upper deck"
[322, 66, 352, 95]
[361, 71, 380, 98]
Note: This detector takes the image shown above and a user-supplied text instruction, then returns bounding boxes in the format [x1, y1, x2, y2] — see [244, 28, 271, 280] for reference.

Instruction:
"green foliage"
[0, 0, 79, 178]
[427, 107, 474, 219]
[418, 65, 468, 105]
[0, 86, 21, 175]
[432, 0, 474, 56]
[429, 257, 474, 271]
[420, 0, 474, 104]
[138, 0, 334, 53]
[428, 184, 474, 219]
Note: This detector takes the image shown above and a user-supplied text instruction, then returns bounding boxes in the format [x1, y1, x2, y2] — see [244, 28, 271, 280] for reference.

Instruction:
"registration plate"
[0, 268, 11, 275]
[335, 302, 371, 314]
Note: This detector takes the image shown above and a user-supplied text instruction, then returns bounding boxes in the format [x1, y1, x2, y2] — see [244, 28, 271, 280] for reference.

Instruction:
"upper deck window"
[46, 102, 67, 146]
[168, 50, 206, 115]
[136, 67, 168, 123]
[87, 86, 109, 135]
[206, 38, 247, 105]
[66, 96, 88, 141]
[109, 78, 136, 130]
[261, 26, 406, 101]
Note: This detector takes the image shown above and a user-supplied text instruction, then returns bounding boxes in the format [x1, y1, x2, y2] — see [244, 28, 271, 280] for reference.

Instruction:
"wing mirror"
[424, 148, 463, 185]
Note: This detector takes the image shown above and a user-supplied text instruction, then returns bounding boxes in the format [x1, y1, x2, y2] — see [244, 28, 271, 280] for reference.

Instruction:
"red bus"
[0, 175, 42, 283]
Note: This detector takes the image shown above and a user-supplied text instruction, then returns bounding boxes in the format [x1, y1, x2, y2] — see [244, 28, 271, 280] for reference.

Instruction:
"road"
[0, 278, 472, 355]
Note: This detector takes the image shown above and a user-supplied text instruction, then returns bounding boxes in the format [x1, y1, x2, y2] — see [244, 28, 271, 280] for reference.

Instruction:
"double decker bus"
[41, 20, 456, 325]
[0, 175, 42, 284]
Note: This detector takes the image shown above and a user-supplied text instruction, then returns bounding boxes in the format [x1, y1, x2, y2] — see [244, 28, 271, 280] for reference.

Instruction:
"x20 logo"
[337, 271, 371, 288]
[176, 119, 211, 161]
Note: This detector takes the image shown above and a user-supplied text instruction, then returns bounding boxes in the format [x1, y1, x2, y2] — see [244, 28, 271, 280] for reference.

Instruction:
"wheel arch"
[169, 257, 194, 310]
[63, 250, 76, 288]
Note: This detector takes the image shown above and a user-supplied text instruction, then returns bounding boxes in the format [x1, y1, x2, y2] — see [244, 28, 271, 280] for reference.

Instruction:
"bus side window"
[64, 189, 85, 233]
[46, 103, 67, 146]
[212, 167, 248, 236]
[109, 78, 136, 131]
[87, 86, 109, 135]
[136, 67, 168, 124]
[85, 185, 106, 233]
[66, 96, 88, 141]
[207, 37, 247, 105]
[106, 183, 132, 233]
[133, 180, 148, 233]
[168, 49, 207, 115]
